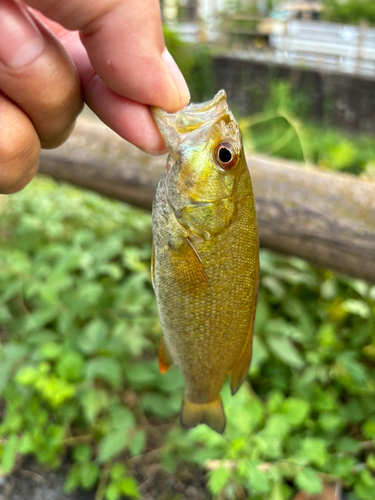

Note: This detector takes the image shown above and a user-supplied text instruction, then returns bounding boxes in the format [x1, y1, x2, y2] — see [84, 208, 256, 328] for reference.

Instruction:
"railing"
[269, 20, 375, 77]
[220, 19, 375, 78]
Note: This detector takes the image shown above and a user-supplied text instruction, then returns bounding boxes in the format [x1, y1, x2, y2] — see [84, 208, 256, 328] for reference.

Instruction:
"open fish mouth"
[151, 90, 231, 152]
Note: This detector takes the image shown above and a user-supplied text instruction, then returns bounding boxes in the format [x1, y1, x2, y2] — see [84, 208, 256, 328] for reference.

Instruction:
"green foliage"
[240, 80, 375, 175]
[323, 0, 375, 26]
[0, 179, 165, 497]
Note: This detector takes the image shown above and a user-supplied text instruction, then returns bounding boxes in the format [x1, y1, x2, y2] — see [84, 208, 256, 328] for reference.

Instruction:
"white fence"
[269, 20, 375, 77]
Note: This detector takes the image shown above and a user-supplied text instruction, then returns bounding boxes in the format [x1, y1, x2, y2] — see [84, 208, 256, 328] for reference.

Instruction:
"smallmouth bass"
[151, 90, 259, 433]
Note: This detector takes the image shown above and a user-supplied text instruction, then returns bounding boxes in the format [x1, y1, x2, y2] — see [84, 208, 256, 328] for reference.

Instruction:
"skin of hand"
[0, 0, 190, 194]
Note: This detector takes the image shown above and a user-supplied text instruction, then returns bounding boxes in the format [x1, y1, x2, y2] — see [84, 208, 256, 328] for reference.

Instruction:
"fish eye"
[214, 142, 239, 170]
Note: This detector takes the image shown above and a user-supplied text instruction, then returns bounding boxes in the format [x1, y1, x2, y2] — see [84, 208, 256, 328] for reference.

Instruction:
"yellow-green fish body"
[151, 91, 259, 433]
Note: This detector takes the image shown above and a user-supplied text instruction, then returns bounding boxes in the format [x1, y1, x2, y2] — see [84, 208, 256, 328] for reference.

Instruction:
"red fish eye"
[214, 142, 238, 170]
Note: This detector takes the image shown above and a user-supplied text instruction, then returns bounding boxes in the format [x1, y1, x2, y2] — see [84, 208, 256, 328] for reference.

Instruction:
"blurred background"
[0, 1, 375, 499]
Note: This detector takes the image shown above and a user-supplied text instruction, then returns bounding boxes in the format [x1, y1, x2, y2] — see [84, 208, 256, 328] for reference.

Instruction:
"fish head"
[152, 91, 249, 239]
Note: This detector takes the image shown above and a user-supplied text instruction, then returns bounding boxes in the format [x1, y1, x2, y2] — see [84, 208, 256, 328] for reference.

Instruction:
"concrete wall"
[213, 55, 375, 132]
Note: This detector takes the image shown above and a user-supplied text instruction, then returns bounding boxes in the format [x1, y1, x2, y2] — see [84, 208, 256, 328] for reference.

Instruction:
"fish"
[151, 90, 259, 434]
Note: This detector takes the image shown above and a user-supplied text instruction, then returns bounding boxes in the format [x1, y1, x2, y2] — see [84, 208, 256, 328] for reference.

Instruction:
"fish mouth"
[151, 90, 230, 152]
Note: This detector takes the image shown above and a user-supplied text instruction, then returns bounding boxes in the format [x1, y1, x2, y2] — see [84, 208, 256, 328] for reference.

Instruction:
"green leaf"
[267, 336, 304, 369]
[110, 463, 126, 481]
[85, 357, 122, 388]
[141, 393, 176, 418]
[117, 477, 140, 499]
[367, 454, 375, 470]
[318, 412, 344, 432]
[105, 483, 120, 500]
[320, 279, 337, 300]
[64, 464, 81, 493]
[56, 351, 84, 382]
[247, 464, 270, 493]
[81, 389, 109, 423]
[262, 414, 291, 440]
[39, 342, 63, 360]
[129, 430, 146, 457]
[298, 439, 328, 468]
[1, 435, 19, 475]
[270, 481, 285, 500]
[80, 462, 99, 489]
[16, 365, 38, 385]
[19, 433, 34, 455]
[250, 336, 269, 373]
[267, 391, 284, 413]
[332, 456, 356, 477]
[98, 429, 129, 463]
[124, 362, 158, 389]
[363, 419, 375, 439]
[78, 319, 108, 355]
[295, 468, 322, 495]
[73, 444, 91, 463]
[342, 299, 371, 319]
[281, 398, 310, 425]
[208, 467, 232, 495]
[354, 470, 375, 500]
[110, 406, 135, 431]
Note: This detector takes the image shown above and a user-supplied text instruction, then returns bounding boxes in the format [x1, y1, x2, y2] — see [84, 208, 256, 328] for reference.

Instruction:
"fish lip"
[150, 90, 227, 121]
[150, 90, 230, 152]
[183, 89, 227, 114]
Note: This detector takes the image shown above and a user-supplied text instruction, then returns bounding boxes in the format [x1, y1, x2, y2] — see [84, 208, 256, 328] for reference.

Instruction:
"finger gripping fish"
[151, 90, 259, 434]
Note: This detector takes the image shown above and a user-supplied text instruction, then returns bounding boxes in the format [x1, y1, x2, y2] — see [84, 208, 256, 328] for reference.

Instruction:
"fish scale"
[151, 91, 259, 433]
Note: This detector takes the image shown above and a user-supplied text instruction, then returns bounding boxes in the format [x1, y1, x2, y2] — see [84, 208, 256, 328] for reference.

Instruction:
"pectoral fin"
[170, 238, 210, 296]
[158, 336, 174, 373]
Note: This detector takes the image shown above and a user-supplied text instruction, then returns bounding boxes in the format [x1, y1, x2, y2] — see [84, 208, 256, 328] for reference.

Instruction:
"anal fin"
[158, 336, 174, 373]
[180, 393, 226, 434]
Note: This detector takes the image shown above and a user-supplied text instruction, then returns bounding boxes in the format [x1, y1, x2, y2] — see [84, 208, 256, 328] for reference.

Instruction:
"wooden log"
[39, 119, 375, 283]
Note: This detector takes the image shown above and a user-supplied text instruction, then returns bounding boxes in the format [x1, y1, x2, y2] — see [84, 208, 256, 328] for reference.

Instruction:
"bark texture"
[39, 119, 375, 283]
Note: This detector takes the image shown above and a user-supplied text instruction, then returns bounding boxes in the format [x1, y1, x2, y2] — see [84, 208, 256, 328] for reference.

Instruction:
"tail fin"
[180, 393, 226, 434]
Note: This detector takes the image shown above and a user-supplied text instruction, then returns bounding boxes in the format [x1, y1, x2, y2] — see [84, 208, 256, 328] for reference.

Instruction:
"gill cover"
[151, 91, 244, 239]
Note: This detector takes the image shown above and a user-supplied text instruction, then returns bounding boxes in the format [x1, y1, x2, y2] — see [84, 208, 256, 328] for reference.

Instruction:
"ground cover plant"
[0, 163, 374, 500]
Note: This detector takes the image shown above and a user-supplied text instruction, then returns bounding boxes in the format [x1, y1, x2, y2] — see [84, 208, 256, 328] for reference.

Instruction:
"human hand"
[0, 0, 190, 194]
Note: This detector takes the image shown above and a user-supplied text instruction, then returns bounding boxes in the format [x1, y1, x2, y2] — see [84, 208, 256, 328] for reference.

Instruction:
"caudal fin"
[180, 394, 226, 434]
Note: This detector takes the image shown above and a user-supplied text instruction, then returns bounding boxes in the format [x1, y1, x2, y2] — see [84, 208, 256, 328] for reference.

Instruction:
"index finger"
[25, 0, 190, 113]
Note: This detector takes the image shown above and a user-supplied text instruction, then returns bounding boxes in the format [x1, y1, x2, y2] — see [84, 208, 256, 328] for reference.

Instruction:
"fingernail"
[162, 48, 190, 106]
[0, 0, 45, 68]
